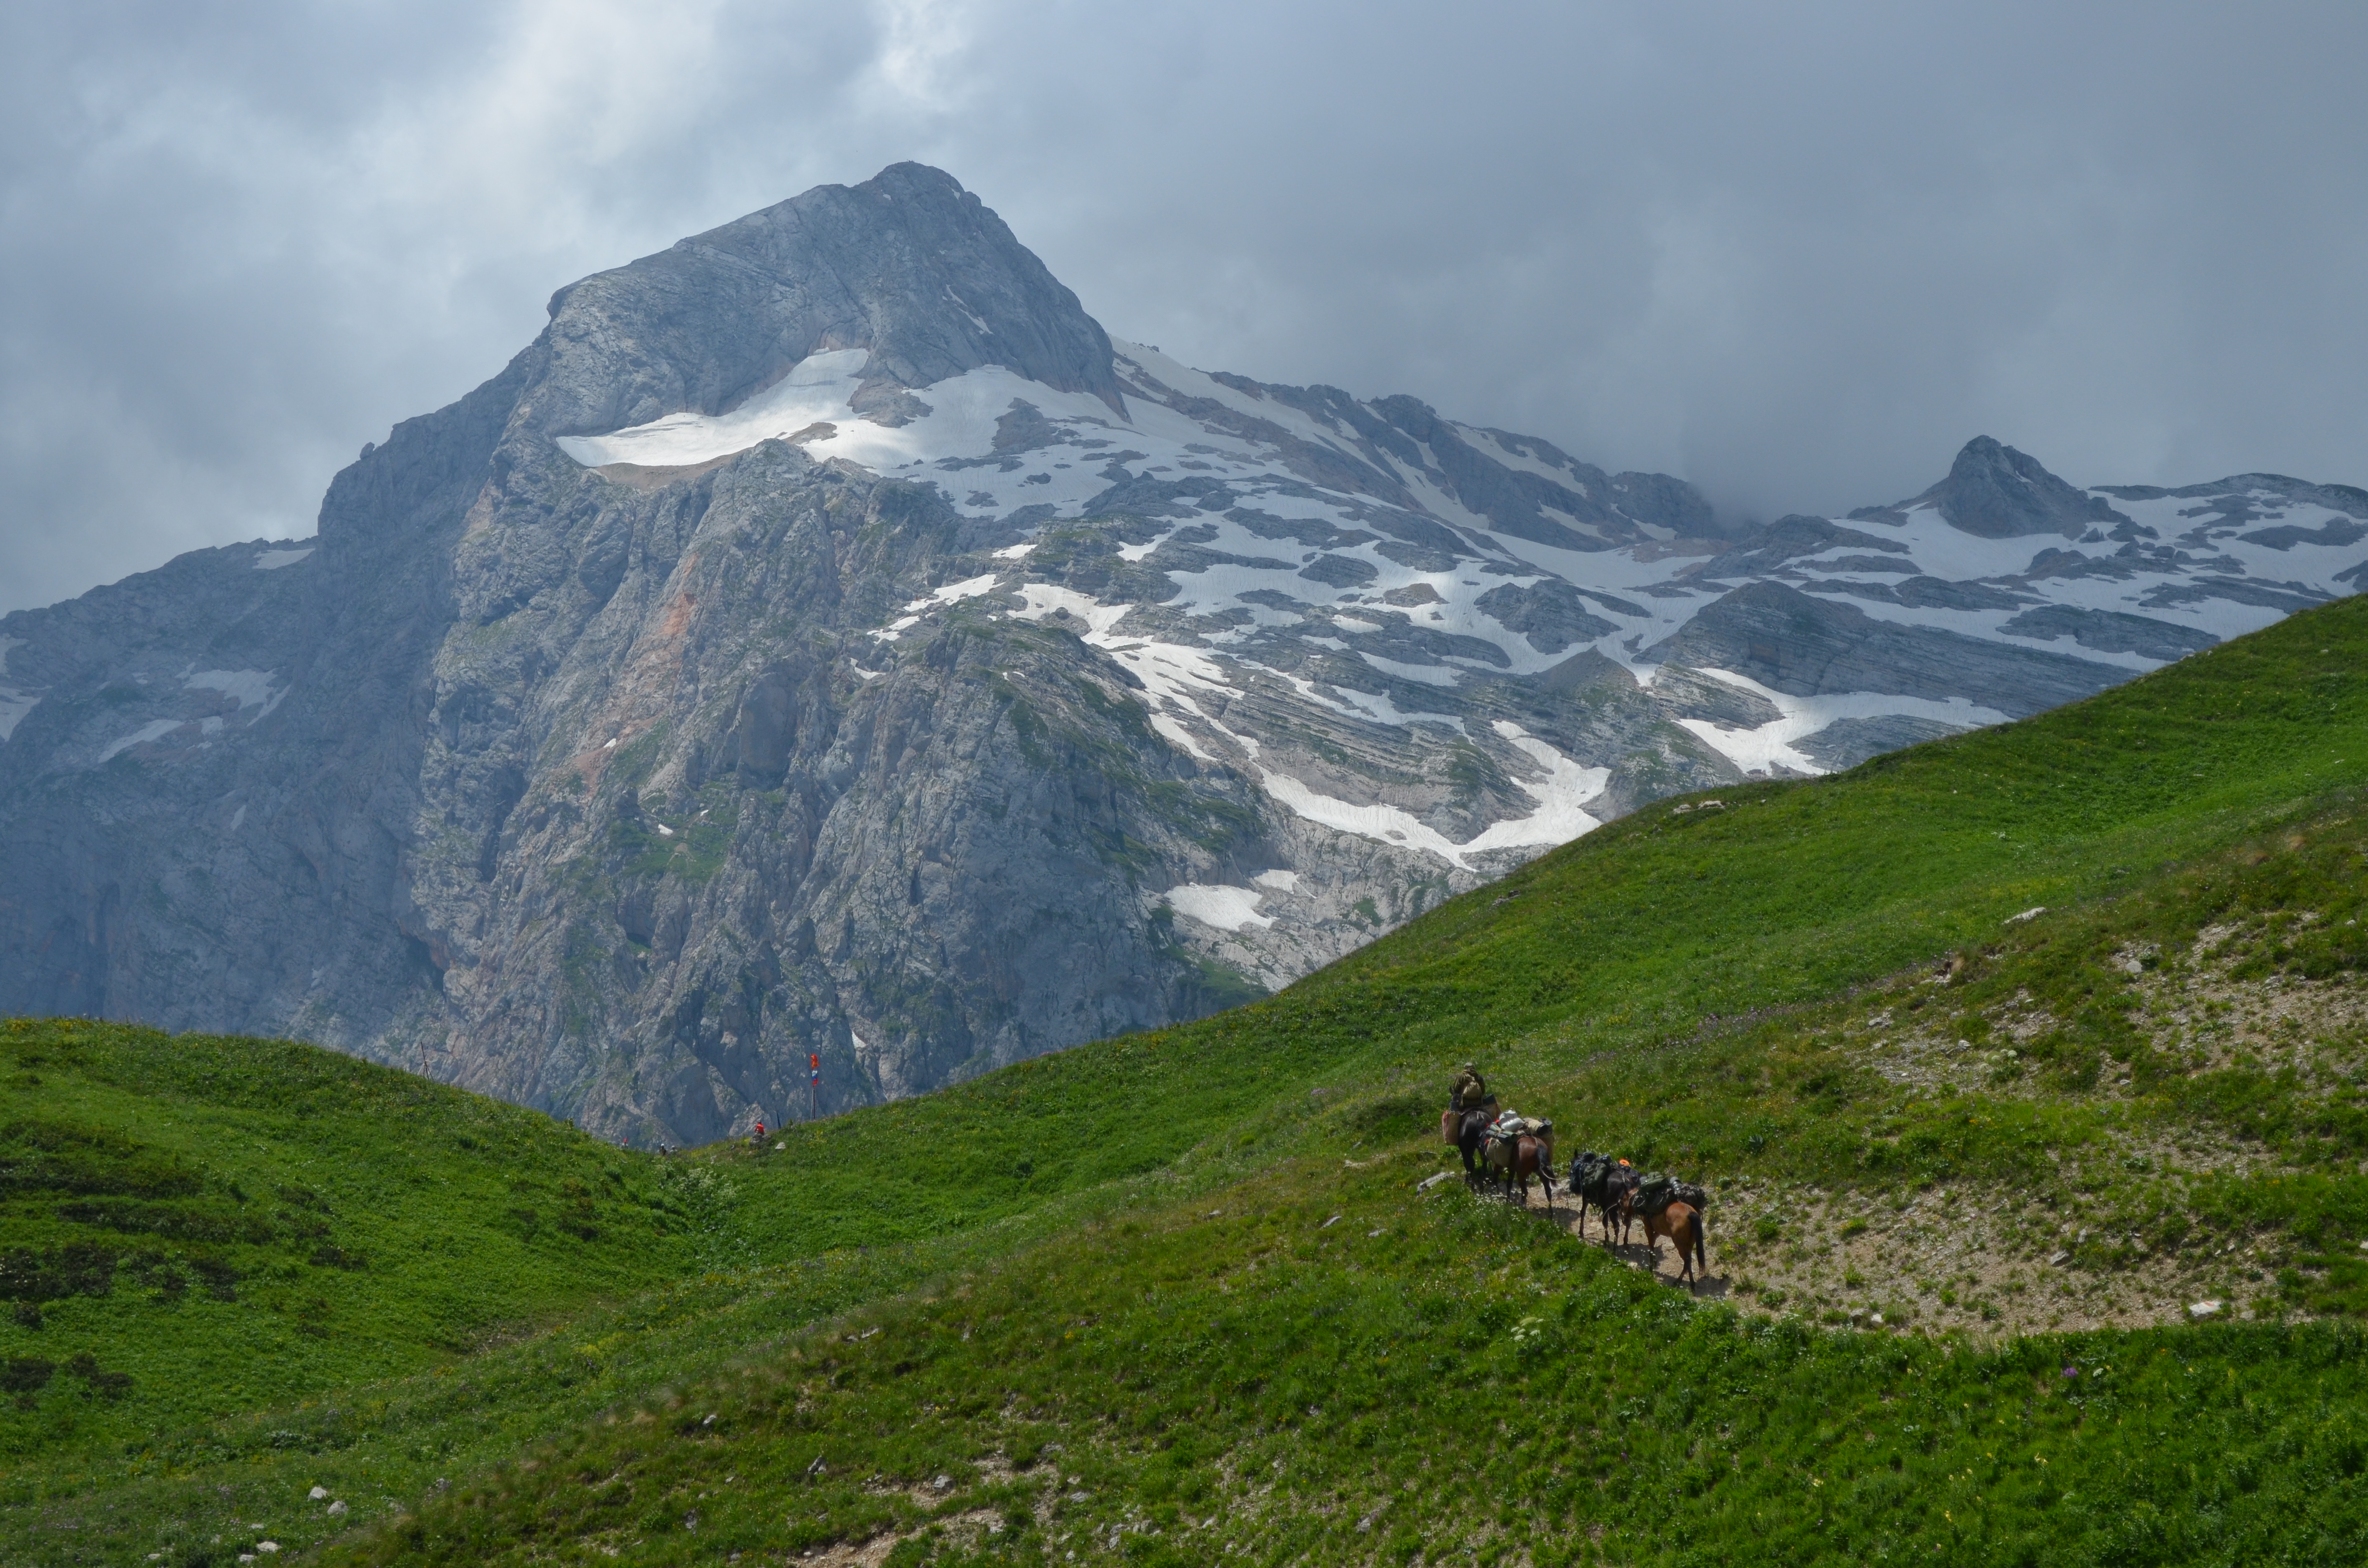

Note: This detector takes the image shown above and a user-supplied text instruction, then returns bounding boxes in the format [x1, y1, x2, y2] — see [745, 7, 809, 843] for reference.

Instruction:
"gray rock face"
[1641, 580, 2123, 718]
[1996, 605, 2220, 660]
[532, 162, 1124, 441]
[1875, 434, 2130, 539]
[1793, 714, 1969, 771]
[3, 166, 2363, 1142]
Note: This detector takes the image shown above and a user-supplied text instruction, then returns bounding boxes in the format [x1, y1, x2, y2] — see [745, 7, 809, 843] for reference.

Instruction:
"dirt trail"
[1451, 938, 2368, 1337]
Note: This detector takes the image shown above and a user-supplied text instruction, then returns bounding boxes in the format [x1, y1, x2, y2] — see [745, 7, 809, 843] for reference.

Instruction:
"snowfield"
[550, 342, 2368, 959]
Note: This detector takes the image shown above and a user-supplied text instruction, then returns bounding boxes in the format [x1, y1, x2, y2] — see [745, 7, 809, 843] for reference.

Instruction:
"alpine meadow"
[12, 569, 2368, 1564]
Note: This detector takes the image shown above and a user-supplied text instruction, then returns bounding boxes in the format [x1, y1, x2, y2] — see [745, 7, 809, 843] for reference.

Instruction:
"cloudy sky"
[3, 0, 2363, 615]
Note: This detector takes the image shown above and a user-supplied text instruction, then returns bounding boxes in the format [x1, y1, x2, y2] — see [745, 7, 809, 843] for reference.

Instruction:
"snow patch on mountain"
[1656, 667, 2006, 776]
[1164, 883, 1273, 932]
[99, 719, 184, 763]
[183, 668, 281, 710]
[0, 637, 32, 742]
[557, 350, 873, 467]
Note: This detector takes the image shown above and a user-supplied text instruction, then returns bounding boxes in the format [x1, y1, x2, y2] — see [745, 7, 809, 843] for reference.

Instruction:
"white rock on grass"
[2188, 1299, 2223, 1318]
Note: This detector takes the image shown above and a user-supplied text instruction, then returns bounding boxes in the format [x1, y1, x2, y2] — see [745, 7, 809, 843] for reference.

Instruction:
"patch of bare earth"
[789, 1508, 1003, 1567]
[1504, 928, 2368, 1337]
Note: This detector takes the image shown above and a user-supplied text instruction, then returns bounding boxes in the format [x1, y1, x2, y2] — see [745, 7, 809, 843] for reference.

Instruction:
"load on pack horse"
[1479, 1112, 1556, 1209]
[1566, 1152, 1640, 1242]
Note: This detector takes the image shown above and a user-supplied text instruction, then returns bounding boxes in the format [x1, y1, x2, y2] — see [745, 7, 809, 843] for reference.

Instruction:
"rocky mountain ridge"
[3, 163, 2362, 1144]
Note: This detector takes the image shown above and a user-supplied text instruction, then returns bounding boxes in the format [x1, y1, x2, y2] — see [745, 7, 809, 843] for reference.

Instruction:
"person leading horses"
[1450, 1062, 1488, 1114]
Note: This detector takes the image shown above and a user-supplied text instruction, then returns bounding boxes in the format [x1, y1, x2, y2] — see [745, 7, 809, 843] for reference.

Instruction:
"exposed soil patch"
[1482, 940, 2368, 1337]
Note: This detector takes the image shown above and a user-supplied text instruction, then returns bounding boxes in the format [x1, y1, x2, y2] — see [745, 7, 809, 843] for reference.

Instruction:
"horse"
[1640, 1199, 1706, 1286]
[1568, 1152, 1608, 1236]
[1567, 1153, 1639, 1243]
[1454, 1110, 1498, 1178]
[1443, 1096, 1500, 1154]
[1484, 1129, 1557, 1210]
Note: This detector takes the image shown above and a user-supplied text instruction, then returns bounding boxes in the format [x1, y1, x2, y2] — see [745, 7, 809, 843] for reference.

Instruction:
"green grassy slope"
[335, 1154, 2368, 1568]
[8, 595, 2368, 1565]
[0, 1028, 708, 1454]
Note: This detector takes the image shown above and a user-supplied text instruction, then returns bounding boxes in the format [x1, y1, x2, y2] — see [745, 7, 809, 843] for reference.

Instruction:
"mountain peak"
[530, 164, 1123, 441]
[1898, 435, 2126, 539]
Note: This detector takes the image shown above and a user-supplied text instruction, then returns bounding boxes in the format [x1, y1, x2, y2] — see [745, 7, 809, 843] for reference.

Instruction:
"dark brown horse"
[1484, 1130, 1557, 1210]
[1443, 1097, 1500, 1154]
[1568, 1153, 1640, 1243]
[1454, 1109, 1498, 1177]
[1611, 1168, 1649, 1244]
[1640, 1199, 1706, 1286]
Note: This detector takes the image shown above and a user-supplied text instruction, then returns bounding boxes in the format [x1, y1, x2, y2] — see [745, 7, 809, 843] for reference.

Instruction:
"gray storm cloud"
[2, 0, 2363, 614]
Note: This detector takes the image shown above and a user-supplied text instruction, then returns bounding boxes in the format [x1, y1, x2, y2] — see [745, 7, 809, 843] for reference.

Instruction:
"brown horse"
[1640, 1199, 1707, 1286]
[1484, 1130, 1557, 1210]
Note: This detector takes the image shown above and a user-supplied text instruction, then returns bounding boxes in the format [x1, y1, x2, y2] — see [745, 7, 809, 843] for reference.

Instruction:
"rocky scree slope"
[2, 163, 2365, 1145]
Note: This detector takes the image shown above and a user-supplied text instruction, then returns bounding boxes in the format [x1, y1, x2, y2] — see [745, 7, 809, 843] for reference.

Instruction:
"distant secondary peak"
[1899, 435, 2129, 540]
